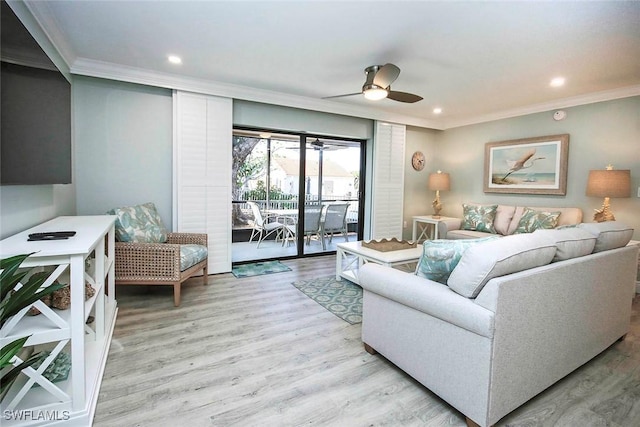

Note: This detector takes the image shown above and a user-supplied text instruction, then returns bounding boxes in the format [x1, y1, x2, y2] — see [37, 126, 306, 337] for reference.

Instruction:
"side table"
[412, 215, 458, 242]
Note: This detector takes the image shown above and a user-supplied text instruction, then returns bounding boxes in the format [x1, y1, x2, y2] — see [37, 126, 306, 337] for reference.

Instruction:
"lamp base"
[432, 192, 443, 218]
[593, 197, 616, 222]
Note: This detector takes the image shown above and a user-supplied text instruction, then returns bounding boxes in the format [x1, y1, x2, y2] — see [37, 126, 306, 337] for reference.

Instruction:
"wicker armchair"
[108, 202, 208, 307]
[115, 232, 208, 307]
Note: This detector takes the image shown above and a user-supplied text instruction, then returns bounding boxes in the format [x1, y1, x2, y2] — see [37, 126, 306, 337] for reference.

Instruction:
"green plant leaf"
[0, 276, 66, 327]
[0, 336, 30, 369]
[0, 351, 41, 395]
[1, 253, 70, 395]
[0, 253, 34, 300]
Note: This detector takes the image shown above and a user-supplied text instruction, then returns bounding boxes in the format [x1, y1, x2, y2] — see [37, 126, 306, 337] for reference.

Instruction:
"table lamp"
[586, 165, 630, 222]
[428, 170, 450, 218]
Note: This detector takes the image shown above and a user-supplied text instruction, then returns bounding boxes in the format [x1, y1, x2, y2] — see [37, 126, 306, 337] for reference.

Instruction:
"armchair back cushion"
[108, 202, 168, 243]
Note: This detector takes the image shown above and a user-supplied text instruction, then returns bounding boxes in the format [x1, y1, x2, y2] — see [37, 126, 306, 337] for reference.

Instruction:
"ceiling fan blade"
[322, 92, 362, 99]
[387, 91, 423, 103]
[373, 63, 400, 88]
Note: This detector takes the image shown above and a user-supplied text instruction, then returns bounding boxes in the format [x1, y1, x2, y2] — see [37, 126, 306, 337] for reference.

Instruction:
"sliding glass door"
[231, 129, 364, 263]
[302, 137, 362, 255]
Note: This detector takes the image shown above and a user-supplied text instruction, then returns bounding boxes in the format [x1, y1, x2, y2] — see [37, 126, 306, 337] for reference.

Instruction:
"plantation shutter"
[173, 91, 232, 273]
[370, 121, 405, 239]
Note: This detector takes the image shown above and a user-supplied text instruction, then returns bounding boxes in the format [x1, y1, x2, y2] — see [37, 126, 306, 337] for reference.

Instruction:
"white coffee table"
[336, 240, 423, 284]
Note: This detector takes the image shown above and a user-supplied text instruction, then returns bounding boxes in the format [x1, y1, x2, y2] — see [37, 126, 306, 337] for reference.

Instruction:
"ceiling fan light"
[363, 86, 388, 101]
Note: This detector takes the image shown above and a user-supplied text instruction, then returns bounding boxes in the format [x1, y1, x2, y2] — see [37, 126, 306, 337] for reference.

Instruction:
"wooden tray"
[361, 238, 417, 252]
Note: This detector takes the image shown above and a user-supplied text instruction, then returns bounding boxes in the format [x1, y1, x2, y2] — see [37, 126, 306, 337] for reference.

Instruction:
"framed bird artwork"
[484, 134, 569, 195]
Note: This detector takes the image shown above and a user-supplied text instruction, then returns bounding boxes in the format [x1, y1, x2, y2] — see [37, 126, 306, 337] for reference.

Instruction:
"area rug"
[291, 276, 362, 324]
[232, 260, 291, 278]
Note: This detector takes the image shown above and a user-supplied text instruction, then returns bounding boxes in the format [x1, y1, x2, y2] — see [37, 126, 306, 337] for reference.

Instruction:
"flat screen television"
[1, 0, 72, 185]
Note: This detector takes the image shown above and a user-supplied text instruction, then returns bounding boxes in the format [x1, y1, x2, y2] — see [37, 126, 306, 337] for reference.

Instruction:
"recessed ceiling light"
[433, 108, 442, 114]
[168, 55, 182, 64]
[550, 77, 565, 87]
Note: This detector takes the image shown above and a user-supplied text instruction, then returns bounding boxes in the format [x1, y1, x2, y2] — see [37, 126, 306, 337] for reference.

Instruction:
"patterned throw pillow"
[513, 208, 561, 234]
[461, 204, 498, 234]
[415, 237, 499, 284]
[108, 202, 168, 243]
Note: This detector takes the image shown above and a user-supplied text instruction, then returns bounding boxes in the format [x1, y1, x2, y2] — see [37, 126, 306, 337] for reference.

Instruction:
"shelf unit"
[0, 216, 117, 426]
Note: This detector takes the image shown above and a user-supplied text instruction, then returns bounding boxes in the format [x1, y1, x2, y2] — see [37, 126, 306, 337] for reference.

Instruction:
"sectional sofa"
[360, 221, 637, 427]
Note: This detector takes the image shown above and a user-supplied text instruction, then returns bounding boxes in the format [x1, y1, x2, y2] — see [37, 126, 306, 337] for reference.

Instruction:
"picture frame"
[484, 134, 569, 195]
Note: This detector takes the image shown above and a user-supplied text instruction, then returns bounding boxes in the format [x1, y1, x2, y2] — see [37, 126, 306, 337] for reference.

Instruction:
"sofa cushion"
[108, 202, 168, 243]
[447, 233, 557, 298]
[533, 228, 596, 261]
[446, 229, 497, 240]
[578, 222, 634, 252]
[415, 237, 499, 284]
[461, 204, 498, 234]
[180, 244, 208, 271]
[513, 208, 561, 234]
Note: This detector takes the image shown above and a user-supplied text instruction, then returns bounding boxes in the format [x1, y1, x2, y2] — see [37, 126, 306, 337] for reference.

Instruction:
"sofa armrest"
[115, 242, 181, 280]
[359, 263, 494, 338]
[437, 218, 462, 239]
[166, 232, 208, 247]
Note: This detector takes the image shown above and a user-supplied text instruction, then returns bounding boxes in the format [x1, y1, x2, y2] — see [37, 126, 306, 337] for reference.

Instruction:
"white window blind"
[173, 91, 232, 273]
[370, 121, 405, 239]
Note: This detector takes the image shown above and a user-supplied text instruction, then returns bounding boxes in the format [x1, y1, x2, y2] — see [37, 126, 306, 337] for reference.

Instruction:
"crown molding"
[441, 85, 640, 129]
[15, 0, 75, 76]
[70, 57, 445, 130]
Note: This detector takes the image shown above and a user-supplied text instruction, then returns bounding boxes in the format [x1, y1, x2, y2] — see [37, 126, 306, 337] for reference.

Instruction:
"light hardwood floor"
[94, 255, 640, 427]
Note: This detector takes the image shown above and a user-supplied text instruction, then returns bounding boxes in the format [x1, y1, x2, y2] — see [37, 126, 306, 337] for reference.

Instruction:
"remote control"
[28, 231, 76, 241]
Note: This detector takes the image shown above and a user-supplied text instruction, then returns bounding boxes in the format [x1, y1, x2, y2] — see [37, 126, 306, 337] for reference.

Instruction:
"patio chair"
[109, 202, 208, 307]
[321, 202, 350, 244]
[247, 201, 285, 248]
[282, 204, 324, 248]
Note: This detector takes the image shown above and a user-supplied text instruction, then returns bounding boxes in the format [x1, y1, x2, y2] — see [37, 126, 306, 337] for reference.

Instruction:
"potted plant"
[0, 253, 66, 396]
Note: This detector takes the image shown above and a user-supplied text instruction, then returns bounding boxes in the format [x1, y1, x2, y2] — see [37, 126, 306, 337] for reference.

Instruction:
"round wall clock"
[411, 151, 425, 171]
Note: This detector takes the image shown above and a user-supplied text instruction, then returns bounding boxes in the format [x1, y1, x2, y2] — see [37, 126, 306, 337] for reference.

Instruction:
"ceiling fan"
[324, 63, 423, 103]
[285, 138, 351, 151]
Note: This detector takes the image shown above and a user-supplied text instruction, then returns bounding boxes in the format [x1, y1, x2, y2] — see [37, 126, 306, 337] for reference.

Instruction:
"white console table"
[0, 216, 117, 426]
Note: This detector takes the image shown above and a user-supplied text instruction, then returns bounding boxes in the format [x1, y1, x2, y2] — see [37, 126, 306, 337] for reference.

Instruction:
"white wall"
[0, 185, 75, 239]
[73, 76, 174, 226]
[431, 97, 640, 239]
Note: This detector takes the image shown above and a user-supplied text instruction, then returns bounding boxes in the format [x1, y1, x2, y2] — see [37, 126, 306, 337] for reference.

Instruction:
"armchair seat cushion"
[180, 244, 208, 271]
